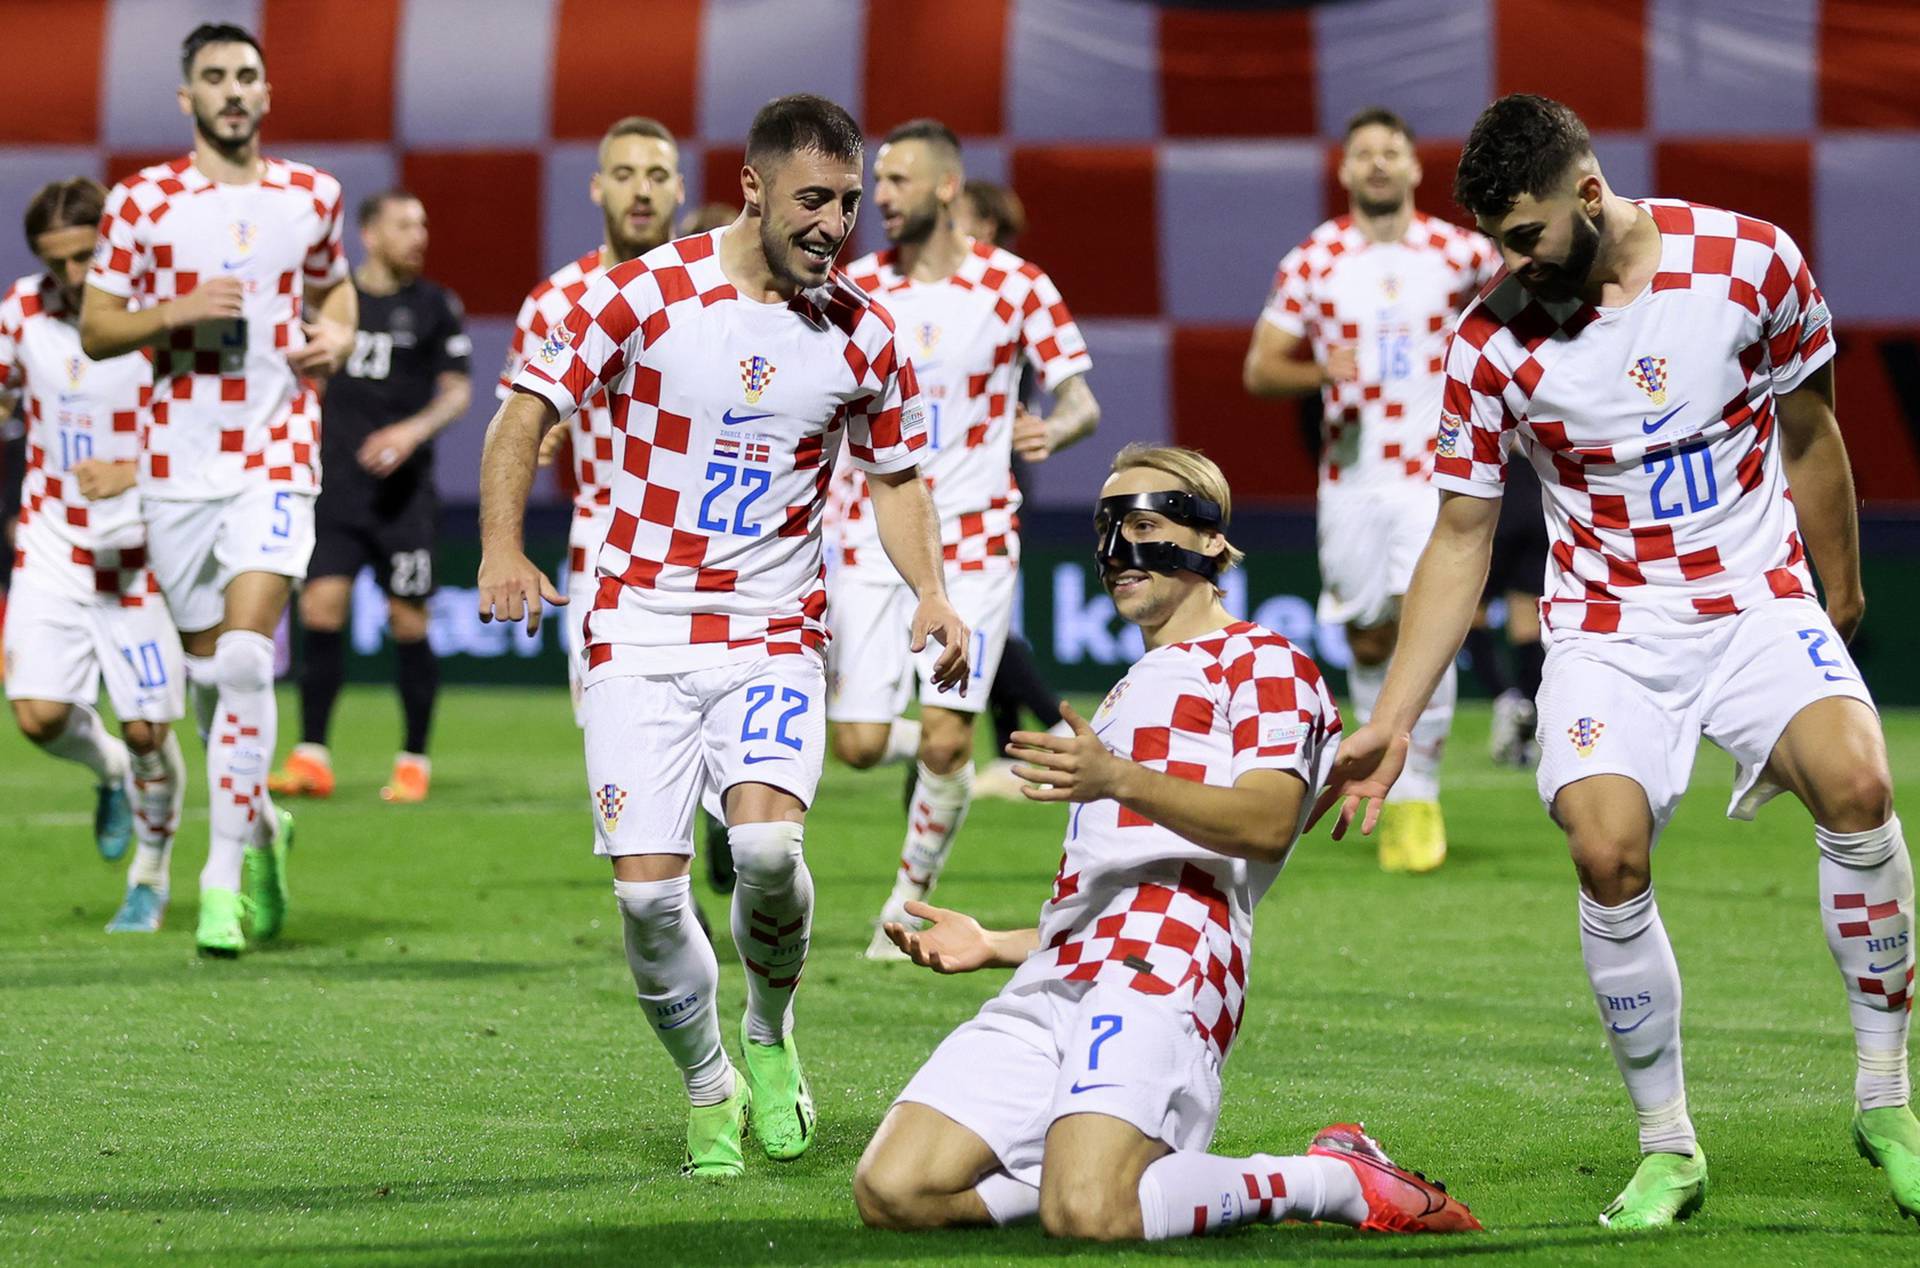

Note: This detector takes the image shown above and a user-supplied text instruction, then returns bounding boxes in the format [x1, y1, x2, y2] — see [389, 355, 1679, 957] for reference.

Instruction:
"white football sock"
[614, 875, 732, 1105]
[1579, 888, 1696, 1155]
[974, 1169, 1039, 1225]
[1393, 661, 1455, 803]
[883, 717, 923, 765]
[126, 731, 184, 891]
[1817, 817, 1914, 1110]
[1137, 1150, 1366, 1239]
[40, 702, 129, 784]
[887, 761, 974, 911]
[183, 651, 218, 744]
[730, 821, 812, 1045]
[1346, 658, 1385, 725]
[200, 631, 274, 893]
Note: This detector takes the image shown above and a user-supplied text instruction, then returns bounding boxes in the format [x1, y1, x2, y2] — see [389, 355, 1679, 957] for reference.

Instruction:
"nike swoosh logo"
[721, 408, 773, 426]
[1640, 404, 1686, 435]
[1608, 1012, 1654, 1035]
[658, 1012, 701, 1030]
[220, 259, 250, 271]
[1068, 1081, 1120, 1094]
[1869, 957, 1908, 974]
[741, 753, 786, 765]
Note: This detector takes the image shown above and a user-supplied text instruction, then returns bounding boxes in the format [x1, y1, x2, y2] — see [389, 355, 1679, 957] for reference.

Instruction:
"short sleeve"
[0, 292, 24, 409]
[509, 265, 648, 422]
[497, 287, 544, 400]
[1257, 243, 1312, 338]
[304, 178, 348, 290]
[1761, 228, 1835, 396]
[1224, 639, 1339, 787]
[846, 337, 930, 475]
[432, 290, 472, 377]
[1017, 266, 1091, 392]
[87, 180, 147, 299]
[1429, 306, 1511, 498]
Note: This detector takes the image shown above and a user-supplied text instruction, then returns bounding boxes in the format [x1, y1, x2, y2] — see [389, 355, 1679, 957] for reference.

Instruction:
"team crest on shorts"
[739, 355, 778, 403]
[1436, 412, 1465, 459]
[594, 783, 627, 832]
[538, 329, 568, 364]
[1567, 716, 1606, 758]
[1628, 356, 1668, 406]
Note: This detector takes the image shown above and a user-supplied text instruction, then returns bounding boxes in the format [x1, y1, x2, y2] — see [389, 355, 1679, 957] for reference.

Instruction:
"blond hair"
[1109, 443, 1246, 573]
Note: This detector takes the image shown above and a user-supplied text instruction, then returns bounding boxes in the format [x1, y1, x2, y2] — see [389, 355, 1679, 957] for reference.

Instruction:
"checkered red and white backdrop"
[3, 0, 1917, 508]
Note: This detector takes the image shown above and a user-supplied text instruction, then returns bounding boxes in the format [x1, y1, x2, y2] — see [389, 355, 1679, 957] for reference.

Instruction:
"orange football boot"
[268, 743, 334, 798]
[381, 753, 430, 803]
[1308, 1123, 1482, 1233]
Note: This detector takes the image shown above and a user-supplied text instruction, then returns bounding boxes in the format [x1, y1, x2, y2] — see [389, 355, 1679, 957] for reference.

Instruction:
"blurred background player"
[1, 178, 186, 932]
[1463, 446, 1548, 766]
[500, 116, 684, 724]
[81, 22, 355, 957]
[854, 445, 1479, 1240]
[833, 120, 1098, 958]
[270, 190, 471, 804]
[678, 202, 739, 236]
[1243, 106, 1497, 873]
[1320, 93, 1917, 1228]
[478, 94, 968, 1178]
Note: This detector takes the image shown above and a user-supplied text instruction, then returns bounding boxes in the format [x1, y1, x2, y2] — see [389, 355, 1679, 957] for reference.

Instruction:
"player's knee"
[121, 721, 159, 754]
[1038, 1172, 1137, 1241]
[832, 727, 887, 770]
[1568, 836, 1651, 906]
[729, 821, 806, 891]
[1347, 622, 1395, 666]
[852, 1156, 932, 1230]
[918, 729, 971, 774]
[612, 876, 695, 960]
[213, 630, 275, 694]
[14, 700, 72, 745]
[1809, 764, 1895, 834]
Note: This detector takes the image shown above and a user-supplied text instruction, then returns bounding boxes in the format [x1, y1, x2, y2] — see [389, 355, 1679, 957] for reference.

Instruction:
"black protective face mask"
[1093, 490, 1224, 583]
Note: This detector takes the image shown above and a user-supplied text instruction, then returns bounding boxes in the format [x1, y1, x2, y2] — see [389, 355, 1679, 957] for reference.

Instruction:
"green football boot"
[682, 1075, 751, 1178]
[245, 806, 294, 941]
[1598, 1149, 1708, 1229]
[1853, 1105, 1920, 1223]
[739, 1016, 816, 1161]
[195, 886, 248, 958]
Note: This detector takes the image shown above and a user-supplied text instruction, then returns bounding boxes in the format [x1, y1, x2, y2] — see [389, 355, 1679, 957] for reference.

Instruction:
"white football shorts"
[581, 652, 826, 856]
[826, 565, 1014, 722]
[1534, 596, 1877, 835]
[144, 485, 316, 632]
[1315, 482, 1439, 629]
[895, 976, 1222, 1188]
[3, 571, 185, 722]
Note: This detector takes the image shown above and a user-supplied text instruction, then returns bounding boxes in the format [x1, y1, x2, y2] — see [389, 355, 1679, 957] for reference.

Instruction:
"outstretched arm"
[866, 466, 971, 693]
[1242, 320, 1355, 398]
[885, 901, 1040, 973]
[476, 391, 566, 633]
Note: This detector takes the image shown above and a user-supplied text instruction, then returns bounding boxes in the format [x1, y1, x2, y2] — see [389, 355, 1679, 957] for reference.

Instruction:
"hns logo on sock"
[739, 355, 777, 404]
[1628, 355, 1668, 405]
[594, 783, 627, 833]
[1568, 716, 1606, 757]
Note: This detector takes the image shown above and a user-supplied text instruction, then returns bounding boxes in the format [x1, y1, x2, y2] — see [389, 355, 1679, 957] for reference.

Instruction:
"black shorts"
[1485, 458, 1549, 601]
[310, 474, 438, 599]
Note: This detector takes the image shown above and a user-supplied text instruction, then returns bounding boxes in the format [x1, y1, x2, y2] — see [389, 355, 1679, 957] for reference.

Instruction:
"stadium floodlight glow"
[1092, 490, 1224, 583]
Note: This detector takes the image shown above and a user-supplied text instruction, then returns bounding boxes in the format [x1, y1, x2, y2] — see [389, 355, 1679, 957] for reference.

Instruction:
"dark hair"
[745, 94, 863, 170]
[960, 180, 1025, 249]
[181, 21, 263, 80]
[1454, 94, 1593, 219]
[357, 188, 421, 227]
[1344, 106, 1414, 145]
[882, 117, 961, 156]
[599, 115, 677, 166]
[24, 177, 107, 247]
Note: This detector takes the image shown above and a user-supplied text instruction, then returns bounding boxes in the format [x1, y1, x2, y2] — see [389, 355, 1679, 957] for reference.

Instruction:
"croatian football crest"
[227, 220, 257, 257]
[1094, 677, 1132, 723]
[65, 355, 85, 388]
[739, 355, 777, 404]
[914, 321, 941, 356]
[1436, 412, 1464, 460]
[1380, 273, 1401, 301]
[594, 783, 627, 832]
[1568, 717, 1606, 758]
[538, 329, 567, 364]
[1628, 356, 1668, 406]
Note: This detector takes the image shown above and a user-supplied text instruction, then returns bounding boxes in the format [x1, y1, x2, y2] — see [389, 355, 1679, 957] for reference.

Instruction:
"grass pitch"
[2, 685, 1916, 1265]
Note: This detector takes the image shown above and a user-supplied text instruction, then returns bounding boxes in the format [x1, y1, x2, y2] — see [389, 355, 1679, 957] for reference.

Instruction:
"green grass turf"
[1, 685, 1916, 1265]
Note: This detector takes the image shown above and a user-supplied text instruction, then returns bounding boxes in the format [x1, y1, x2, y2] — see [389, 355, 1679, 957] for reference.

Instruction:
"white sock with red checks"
[126, 731, 185, 892]
[614, 875, 732, 1105]
[1817, 817, 1915, 1110]
[885, 761, 973, 915]
[1394, 662, 1455, 803]
[1579, 887, 1697, 1155]
[1137, 1150, 1366, 1239]
[730, 821, 812, 1044]
[199, 632, 275, 893]
[39, 701, 130, 785]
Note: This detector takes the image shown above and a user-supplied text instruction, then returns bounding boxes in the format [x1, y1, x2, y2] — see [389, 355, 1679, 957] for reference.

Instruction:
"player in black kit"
[270, 190, 472, 803]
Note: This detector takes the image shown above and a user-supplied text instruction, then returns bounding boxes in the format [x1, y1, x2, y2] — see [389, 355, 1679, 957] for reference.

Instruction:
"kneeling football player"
[853, 444, 1480, 1240]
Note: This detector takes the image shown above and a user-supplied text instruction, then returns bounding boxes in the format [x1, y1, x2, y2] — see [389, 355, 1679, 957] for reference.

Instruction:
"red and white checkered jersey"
[830, 240, 1090, 576]
[0, 275, 158, 604]
[1262, 212, 1497, 489]
[1007, 621, 1341, 1063]
[89, 154, 346, 500]
[498, 246, 618, 528]
[510, 230, 929, 676]
[1433, 200, 1835, 638]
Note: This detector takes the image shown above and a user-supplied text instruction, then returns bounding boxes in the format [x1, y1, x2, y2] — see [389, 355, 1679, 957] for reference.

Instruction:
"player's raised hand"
[1011, 405, 1053, 462]
[884, 901, 995, 973]
[1007, 701, 1118, 803]
[1308, 720, 1410, 839]
[1323, 344, 1360, 384]
[477, 549, 566, 635]
[289, 317, 355, 376]
[165, 276, 244, 327]
[536, 422, 568, 468]
[910, 593, 972, 695]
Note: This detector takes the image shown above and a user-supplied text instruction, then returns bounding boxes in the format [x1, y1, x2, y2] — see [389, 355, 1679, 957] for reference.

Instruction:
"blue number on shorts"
[1088, 1014, 1123, 1070]
[58, 429, 94, 472]
[270, 489, 292, 538]
[697, 462, 770, 536]
[1798, 627, 1853, 683]
[1644, 439, 1719, 520]
[773, 688, 808, 751]
[119, 640, 167, 689]
[970, 629, 987, 681]
[741, 684, 775, 741]
[741, 684, 809, 750]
